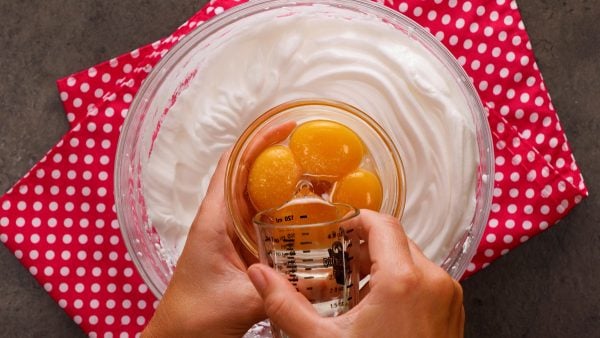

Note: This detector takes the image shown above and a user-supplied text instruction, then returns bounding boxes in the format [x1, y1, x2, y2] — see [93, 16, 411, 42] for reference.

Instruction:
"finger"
[199, 149, 231, 211]
[458, 306, 465, 338]
[189, 150, 235, 241]
[247, 264, 324, 337]
[449, 281, 464, 337]
[352, 210, 414, 274]
[406, 239, 439, 271]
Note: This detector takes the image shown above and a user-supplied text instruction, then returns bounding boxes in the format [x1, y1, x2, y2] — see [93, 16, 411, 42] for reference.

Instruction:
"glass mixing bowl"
[115, 0, 494, 299]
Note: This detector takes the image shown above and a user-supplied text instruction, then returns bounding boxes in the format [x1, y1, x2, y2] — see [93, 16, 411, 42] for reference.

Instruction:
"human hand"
[141, 151, 264, 338]
[142, 122, 297, 338]
[247, 209, 465, 338]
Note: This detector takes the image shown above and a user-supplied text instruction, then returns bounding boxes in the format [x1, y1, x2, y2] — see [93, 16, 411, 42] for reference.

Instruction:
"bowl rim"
[115, 0, 495, 298]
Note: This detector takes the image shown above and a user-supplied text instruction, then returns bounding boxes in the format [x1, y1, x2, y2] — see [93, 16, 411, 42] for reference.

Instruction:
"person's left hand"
[142, 151, 263, 338]
[142, 122, 296, 338]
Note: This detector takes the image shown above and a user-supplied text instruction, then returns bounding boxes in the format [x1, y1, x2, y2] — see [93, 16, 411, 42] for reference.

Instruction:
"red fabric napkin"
[0, 0, 588, 336]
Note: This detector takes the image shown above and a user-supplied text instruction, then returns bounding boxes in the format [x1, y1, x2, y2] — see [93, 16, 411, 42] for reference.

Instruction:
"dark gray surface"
[0, 0, 597, 337]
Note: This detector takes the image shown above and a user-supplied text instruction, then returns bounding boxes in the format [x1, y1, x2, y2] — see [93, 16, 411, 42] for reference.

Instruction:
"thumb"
[247, 264, 324, 337]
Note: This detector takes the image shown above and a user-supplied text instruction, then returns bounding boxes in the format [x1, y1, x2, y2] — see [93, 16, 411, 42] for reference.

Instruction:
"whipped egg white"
[143, 4, 479, 267]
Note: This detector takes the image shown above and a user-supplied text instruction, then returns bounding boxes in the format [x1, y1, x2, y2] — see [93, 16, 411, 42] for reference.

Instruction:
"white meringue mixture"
[143, 5, 478, 267]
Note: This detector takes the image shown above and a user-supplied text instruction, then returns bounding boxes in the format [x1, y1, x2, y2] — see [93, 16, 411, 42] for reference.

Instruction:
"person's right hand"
[247, 209, 465, 338]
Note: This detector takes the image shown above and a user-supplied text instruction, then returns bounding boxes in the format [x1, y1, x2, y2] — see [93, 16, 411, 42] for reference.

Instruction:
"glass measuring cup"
[254, 198, 360, 338]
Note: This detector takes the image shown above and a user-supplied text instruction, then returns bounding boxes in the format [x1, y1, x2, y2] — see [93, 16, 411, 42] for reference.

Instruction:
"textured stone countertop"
[1, 1, 598, 337]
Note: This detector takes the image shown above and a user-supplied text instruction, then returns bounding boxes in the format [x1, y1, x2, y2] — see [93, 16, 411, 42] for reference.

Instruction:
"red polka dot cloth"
[0, 0, 588, 337]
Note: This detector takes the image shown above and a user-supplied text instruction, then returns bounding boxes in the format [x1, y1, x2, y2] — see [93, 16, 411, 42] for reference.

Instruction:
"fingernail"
[247, 264, 268, 295]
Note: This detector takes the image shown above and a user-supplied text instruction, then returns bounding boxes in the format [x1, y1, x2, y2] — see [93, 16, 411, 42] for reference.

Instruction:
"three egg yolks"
[247, 120, 383, 214]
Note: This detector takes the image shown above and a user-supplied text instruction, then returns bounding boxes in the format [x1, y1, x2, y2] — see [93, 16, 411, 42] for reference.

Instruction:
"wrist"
[142, 299, 253, 338]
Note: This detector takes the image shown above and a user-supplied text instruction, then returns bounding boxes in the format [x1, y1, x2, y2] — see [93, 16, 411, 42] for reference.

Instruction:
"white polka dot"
[507, 204, 517, 214]
[468, 22, 479, 34]
[124, 267, 134, 277]
[60, 267, 70, 278]
[14, 233, 24, 244]
[84, 154, 94, 165]
[121, 315, 131, 326]
[92, 283, 101, 293]
[535, 96, 545, 107]
[486, 234, 496, 243]
[493, 84, 502, 95]
[535, 133, 545, 144]
[110, 235, 120, 246]
[484, 249, 494, 257]
[107, 283, 117, 294]
[498, 31, 508, 41]
[73, 98, 82, 108]
[489, 11, 499, 21]
[477, 43, 487, 54]
[80, 83, 90, 93]
[59, 283, 69, 293]
[540, 221, 549, 230]
[479, 80, 488, 91]
[76, 267, 86, 276]
[540, 205, 550, 215]
[92, 267, 102, 277]
[61, 250, 71, 260]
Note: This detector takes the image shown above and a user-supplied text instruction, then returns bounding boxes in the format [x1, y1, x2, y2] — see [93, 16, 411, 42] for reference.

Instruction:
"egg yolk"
[247, 145, 302, 211]
[289, 120, 364, 179]
[332, 169, 383, 211]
